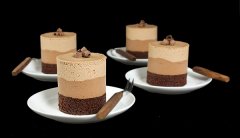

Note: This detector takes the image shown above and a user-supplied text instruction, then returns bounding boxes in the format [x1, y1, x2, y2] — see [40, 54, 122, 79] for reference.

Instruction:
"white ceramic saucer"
[106, 47, 148, 66]
[22, 58, 57, 82]
[125, 67, 212, 95]
[27, 86, 135, 124]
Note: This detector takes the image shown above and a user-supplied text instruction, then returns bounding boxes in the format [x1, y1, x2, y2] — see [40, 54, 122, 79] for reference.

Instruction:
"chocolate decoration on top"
[138, 20, 146, 27]
[73, 47, 91, 58]
[54, 28, 64, 36]
[161, 35, 176, 46]
[73, 51, 82, 58]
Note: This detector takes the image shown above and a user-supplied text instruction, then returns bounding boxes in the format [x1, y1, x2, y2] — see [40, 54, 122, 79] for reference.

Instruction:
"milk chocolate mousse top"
[58, 47, 106, 63]
[149, 35, 189, 62]
[41, 28, 76, 38]
[126, 20, 157, 40]
[127, 20, 157, 28]
[151, 35, 189, 48]
[57, 49, 106, 81]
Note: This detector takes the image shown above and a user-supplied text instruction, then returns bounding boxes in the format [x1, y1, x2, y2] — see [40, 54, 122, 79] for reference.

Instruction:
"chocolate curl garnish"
[73, 51, 82, 58]
[161, 35, 176, 46]
[81, 47, 91, 57]
[54, 28, 64, 36]
[138, 20, 146, 27]
[73, 47, 91, 58]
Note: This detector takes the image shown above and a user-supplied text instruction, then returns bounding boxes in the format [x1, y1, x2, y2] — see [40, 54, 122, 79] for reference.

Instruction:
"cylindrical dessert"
[41, 28, 76, 74]
[147, 35, 189, 86]
[126, 20, 157, 59]
[57, 47, 106, 115]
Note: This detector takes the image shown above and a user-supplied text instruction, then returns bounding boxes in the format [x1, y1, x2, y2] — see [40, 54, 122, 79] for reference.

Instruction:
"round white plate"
[125, 67, 212, 95]
[106, 47, 148, 66]
[27, 86, 135, 124]
[22, 58, 57, 82]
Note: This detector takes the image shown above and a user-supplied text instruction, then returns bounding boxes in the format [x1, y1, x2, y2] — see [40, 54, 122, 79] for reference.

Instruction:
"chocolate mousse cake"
[147, 35, 189, 86]
[41, 28, 76, 74]
[126, 20, 157, 58]
[57, 47, 106, 115]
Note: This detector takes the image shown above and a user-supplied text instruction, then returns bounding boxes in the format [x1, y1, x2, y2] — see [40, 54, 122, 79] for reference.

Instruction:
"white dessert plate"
[106, 47, 148, 66]
[22, 58, 57, 82]
[125, 67, 212, 95]
[27, 86, 135, 124]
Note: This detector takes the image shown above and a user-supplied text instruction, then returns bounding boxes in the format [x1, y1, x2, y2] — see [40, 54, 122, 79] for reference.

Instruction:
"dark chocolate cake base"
[127, 50, 148, 59]
[42, 62, 57, 74]
[59, 93, 106, 115]
[147, 71, 187, 86]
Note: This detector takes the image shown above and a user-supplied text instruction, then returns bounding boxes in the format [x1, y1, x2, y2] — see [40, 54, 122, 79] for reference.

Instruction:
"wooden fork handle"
[12, 57, 31, 76]
[96, 91, 123, 120]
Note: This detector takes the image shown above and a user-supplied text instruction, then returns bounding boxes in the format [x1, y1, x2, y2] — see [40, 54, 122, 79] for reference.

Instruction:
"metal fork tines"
[124, 79, 134, 92]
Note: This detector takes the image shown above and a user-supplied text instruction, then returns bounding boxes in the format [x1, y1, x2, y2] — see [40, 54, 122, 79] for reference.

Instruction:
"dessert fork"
[96, 79, 134, 119]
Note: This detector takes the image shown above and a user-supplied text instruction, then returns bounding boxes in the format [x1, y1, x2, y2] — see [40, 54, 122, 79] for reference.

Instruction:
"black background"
[2, 1, 239, 137]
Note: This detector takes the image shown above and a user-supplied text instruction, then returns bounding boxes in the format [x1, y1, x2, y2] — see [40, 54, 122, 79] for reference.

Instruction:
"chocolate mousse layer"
[57, 49, 106, 115]
[147, 38, 189, 87]
[40, 28, 77, 74]
[126, 20, 157, 59]
[42, 62, 57, 74]
[41, 49, 75, 74]
[127, 50, 148, 59]
[126, 39, 154, 58]
[148, 58, 188, 75]
[58, 77, 105, 99]
[59, 93, 106, 115]
[126, 39, 155, 50]
[147, 71, 187, 86]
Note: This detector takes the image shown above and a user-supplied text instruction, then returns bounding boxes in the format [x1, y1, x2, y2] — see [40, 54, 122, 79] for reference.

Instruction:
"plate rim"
[22, 58, 57, 77]
[22, 58, 57, 82]
[125, 67, 212, 93]
[27, 86, 135, 120]
[106, 47, 148, 62]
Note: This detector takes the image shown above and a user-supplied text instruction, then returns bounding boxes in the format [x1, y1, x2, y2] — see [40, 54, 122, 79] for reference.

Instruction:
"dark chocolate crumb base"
[126, 50, 148, 59]
[147, 71, 187, 86]
[42, 62, 57, 74]
[59, 93, 106, 115]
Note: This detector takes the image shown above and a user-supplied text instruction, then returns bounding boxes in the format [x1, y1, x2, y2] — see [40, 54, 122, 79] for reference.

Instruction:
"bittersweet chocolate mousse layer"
[58, 77, 105, 99]
[148, 58, 188, 75]
[59, 93, 106, 115]
[42, 63, 57, 74]
[147, 71, 187, 86]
